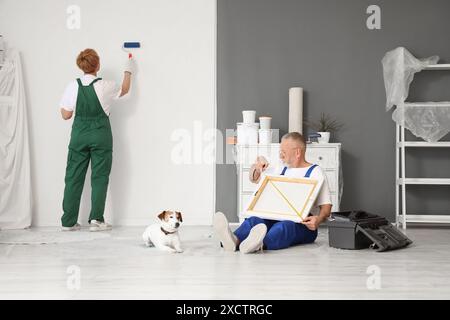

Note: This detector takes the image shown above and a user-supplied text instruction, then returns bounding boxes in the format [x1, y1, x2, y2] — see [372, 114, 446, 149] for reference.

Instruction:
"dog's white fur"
[142, 210, 183, 253]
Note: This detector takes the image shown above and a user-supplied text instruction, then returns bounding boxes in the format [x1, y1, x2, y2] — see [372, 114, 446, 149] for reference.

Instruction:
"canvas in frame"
[243, 174, 324, 223]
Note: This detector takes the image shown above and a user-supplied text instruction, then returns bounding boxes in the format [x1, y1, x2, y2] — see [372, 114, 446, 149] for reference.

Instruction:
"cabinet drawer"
[331, 193, 340, 212]
[324, 170, 337, 193]
[242, 169, 258, 193]
[305, 147, 337, 169]
[240, 193, 254, 213]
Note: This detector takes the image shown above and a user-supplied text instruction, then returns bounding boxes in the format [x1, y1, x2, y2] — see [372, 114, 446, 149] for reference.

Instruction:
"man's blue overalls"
[234, 165, 319, 250]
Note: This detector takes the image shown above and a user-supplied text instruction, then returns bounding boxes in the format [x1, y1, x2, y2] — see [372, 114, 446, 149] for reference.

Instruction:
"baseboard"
[32, 218, 212, 227]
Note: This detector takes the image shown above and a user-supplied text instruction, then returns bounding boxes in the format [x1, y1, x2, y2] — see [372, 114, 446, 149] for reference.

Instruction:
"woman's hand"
[120, 57, 134, 97]
[124, 57, 136, 75]
[60, 108, 73, 120]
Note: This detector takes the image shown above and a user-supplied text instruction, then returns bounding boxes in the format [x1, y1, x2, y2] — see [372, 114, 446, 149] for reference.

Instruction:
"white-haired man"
[214, 132, 332, 253]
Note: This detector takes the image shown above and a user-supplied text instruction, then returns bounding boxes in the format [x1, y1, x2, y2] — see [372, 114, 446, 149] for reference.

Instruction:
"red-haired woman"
[59, 49, 134, 231]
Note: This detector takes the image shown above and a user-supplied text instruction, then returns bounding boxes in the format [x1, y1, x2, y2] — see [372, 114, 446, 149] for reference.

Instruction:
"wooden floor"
[1, 226, 449, 299]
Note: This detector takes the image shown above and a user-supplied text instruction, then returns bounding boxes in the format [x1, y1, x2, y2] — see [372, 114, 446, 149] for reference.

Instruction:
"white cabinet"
[234, 143, 342, 221]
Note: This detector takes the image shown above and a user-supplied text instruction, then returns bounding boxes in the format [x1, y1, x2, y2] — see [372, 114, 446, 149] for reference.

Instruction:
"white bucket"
[259, 129, 272, 145]
[237, 122, 259, 145]
[259, 116, 272, 130]
[242, 110, 256, 124]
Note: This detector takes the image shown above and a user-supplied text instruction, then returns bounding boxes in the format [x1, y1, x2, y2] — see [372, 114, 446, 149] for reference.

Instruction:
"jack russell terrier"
[142, 210, 183, 253]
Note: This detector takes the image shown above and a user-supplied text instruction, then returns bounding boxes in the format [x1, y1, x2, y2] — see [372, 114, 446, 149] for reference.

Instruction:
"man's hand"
[302, 204, 332, 231]
[255, 156, 269, 172]
[302, 215, 322, 231]
[249, 156, 269, 183]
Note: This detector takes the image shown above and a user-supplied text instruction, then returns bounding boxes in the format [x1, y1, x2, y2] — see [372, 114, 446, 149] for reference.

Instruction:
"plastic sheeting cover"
[0, 49, 32, 229]
[382, 47, 450, 142]
[393, 102, 450, 142]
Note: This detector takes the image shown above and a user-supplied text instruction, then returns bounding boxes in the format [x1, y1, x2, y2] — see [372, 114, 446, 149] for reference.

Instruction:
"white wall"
[0, 0, 216, 226]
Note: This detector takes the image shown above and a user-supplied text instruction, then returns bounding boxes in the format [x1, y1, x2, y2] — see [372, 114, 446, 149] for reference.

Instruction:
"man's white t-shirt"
[59, 74, 124, 116]
[256, 164, 333, 216]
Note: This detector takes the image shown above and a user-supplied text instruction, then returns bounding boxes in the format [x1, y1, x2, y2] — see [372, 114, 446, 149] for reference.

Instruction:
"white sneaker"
[89, 220, 112, 232]
[62, 223, 81, 232]
[239, 224, 267, 254]
[213, 211, 238, 251]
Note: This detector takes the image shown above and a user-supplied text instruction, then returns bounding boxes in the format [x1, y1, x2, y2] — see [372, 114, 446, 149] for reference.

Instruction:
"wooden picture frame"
[243, 174, 324, 223]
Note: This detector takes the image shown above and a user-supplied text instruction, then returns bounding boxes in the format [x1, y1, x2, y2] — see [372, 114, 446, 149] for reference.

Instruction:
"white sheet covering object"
[0, 49, 32, 229]
[382, 47, 439, 111]
[393, 102, 450, 142]
[382, 47, 450, 142]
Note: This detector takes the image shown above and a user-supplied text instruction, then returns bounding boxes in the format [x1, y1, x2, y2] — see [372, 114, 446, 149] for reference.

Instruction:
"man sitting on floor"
[214, 132, 332, 254]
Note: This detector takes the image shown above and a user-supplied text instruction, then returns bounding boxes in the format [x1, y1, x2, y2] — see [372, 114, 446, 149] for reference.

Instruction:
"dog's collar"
[161, 227, 176, 235]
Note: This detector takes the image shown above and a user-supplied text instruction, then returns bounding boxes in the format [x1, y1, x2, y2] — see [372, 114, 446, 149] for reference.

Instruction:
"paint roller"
[122, 42, 141, 59]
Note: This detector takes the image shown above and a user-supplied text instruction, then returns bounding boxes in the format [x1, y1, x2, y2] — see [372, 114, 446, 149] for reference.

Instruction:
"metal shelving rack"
[396, 64, 450, 229]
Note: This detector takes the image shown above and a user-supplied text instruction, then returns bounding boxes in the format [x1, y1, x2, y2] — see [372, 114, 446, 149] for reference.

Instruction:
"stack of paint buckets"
[258, 116, 273, 145]
[237, 110, 273, 145]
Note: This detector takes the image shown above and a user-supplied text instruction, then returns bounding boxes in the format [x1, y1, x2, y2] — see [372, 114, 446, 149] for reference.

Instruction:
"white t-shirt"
[257, 164, 333, 215]
[59, 74, 124, 116]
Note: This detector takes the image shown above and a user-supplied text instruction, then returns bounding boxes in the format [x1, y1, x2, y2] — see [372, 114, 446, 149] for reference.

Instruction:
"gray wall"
[216, 0, 450, 222]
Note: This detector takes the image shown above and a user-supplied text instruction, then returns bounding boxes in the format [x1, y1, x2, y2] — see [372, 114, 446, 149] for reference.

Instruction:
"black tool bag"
[327, 210, 412, 252]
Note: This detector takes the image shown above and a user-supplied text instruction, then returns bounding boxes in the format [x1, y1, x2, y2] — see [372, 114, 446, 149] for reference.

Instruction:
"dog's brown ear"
[158, 211, 167, 220]
[176, 211, 183, 222]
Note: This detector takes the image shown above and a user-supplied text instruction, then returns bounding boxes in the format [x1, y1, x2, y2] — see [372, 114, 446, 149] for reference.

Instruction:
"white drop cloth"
[0, 49, 32, 229]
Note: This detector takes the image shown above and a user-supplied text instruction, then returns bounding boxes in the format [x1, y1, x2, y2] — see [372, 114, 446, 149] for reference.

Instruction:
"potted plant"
[304, 113, 343, 143]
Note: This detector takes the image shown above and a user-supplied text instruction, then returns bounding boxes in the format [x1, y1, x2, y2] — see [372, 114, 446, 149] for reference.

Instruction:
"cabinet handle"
[318, 156, 323, 160]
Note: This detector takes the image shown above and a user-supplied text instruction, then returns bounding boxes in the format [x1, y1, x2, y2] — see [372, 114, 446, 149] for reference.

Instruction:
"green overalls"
[61, 78, 113, 227]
